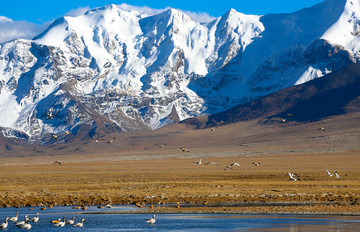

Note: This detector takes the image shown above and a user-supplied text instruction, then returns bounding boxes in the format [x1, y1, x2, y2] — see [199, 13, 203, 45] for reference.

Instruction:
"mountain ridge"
[0, 0, 359, 144]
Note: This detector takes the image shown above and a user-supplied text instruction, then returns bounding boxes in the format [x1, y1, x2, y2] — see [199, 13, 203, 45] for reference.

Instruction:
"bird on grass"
[287, 172, 300, 181]
[146, 215, 156, 224]
[224, 163, 241, 170]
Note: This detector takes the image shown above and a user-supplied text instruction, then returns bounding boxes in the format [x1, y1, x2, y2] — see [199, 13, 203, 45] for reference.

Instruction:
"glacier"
[0, 0, 358, 143]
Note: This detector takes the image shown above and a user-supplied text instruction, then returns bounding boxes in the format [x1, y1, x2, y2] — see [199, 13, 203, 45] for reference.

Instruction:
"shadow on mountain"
[182, 63, 360, 128]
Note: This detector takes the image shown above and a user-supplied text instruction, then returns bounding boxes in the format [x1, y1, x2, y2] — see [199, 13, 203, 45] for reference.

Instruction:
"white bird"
[15, 215, 29, 226]
[205, 162, 218, 165]
[30, 212, 39, 222]
[54, 217, 66, 227]
[193, 158, 202, 165]
[0, 217, 9, 229]
[9, 210, 19, 222]
[334, 171, 341, 178]
[74, 218, 85, 227]
[224, 163, 241, 170]
[20, 220, 32, 230]
[325, 169, 334, 177]
[105, 204, 113, 208]
[66, 216, 76, 224]
[287, 172, 300, 181]
[146, 215, 156, 224]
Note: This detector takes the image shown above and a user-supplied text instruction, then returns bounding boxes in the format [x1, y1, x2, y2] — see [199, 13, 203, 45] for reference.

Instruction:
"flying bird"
[155, 144, 167, 148]
[325, 169, 334, 177]
[54, 160, 61, 166]
[224, 163, 241, 170]
[193, 158, 202, 165]
[108, 137, 116, 143]
[334, 171, 341, 178]
[180, 147, 190, 152]
[287, 172, 300, 181]
[252, 162, 260, 166]
[317, 127, 325, 132]
[205, 162, 218, 165]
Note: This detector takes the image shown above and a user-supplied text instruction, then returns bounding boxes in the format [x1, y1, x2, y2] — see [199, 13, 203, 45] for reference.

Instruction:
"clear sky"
[2, 0, 324, 23]
[0, 0, 324, 43]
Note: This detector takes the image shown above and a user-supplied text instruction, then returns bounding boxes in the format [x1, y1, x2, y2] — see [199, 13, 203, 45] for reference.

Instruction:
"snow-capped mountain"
[0, 0, 358, 143]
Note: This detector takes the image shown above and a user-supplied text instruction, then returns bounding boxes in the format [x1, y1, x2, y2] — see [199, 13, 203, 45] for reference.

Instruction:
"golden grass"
[0, 152, 359, 215]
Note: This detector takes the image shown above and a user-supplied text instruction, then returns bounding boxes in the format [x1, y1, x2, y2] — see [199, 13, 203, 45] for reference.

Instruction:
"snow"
[321, 0, 360, 56]
[0, 0, 358, 140]
[295, 66, 322, 85]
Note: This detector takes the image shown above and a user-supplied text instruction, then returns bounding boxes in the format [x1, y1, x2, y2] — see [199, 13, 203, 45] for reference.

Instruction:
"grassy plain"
[0, 151, 359, 214]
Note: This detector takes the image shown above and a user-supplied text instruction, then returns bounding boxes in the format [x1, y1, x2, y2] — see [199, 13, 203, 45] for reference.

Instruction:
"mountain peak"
[160, 8, 194, 25]
[1, 1, 360, 143]
[321, 0, 360, 50]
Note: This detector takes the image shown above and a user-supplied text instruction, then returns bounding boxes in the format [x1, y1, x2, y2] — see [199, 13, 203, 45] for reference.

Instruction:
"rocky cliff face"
[0, 0, 358, 143]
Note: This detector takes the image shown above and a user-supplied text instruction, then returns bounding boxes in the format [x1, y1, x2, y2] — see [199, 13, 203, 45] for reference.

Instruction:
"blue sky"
[0, 0, 324, 43]
[2, 0, 324, 23]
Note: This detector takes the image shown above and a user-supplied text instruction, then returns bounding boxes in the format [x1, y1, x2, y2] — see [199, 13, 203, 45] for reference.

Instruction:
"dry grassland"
[0, 151, 359, 214]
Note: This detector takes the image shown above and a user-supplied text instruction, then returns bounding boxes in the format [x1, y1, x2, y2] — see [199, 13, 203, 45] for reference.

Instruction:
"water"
[0, 206, 359, 231]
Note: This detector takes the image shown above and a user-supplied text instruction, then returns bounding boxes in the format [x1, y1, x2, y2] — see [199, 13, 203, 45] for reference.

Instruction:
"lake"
[0, 206, 359, 231]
